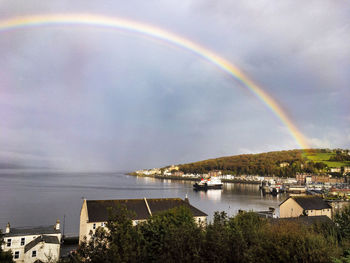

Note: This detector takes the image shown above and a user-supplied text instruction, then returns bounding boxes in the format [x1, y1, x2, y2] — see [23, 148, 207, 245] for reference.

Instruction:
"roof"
[24, 235, 60, 253]
[4, 225, 60, 237]
[86, 198, 207, 222]
[279, 196, 331, 210]
[270, 215, 333, 226]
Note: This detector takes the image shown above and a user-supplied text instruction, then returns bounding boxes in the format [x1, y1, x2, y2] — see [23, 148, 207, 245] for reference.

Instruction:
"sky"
[0, 0, 349, 171]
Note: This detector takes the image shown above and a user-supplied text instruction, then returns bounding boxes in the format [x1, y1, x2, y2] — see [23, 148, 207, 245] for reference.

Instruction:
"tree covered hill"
[175, 149, 350, 177]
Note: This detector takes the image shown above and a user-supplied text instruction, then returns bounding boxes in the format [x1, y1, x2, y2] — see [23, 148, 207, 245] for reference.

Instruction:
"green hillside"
[176, 149, 350, 177]
[303, 151, 350, 168]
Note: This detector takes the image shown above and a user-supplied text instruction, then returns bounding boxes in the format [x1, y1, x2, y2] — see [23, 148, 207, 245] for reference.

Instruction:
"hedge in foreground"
[64, 205, 346, 263]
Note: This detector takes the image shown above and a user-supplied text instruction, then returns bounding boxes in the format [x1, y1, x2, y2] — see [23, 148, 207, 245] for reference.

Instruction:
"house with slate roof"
[79, 197, 207, 244]
[2, 220, 61, 263]
[279, 196, 332, 219]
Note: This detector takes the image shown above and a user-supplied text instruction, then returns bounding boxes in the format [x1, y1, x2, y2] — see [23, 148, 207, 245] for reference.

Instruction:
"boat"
[193, 177, 223, 190]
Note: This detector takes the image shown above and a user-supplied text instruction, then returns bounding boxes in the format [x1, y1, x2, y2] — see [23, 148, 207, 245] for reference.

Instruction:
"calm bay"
[0, 171, 285, 235]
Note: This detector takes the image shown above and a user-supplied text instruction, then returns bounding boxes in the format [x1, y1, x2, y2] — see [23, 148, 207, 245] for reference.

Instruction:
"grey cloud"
[0, 0, 349, 170]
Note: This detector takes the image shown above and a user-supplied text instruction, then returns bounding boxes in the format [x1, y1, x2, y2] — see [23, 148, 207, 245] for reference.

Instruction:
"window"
[6, 239, 11, 247]
[21, 237, 25, 246]
[32, 251, 37, 257]
[14, 251, 19, 259]
[101, 222, 105, 227]
[93, 223, 96, 230]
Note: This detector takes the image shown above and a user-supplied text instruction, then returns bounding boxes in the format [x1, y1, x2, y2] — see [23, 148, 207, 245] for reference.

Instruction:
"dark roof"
[147, 198, 207, 217]
[270, 215, 333, 226]
[280, 196, 331, 210]
[86, 198, 207, 222]
[87, 199, 150, 222]
[4, 225, 60, 237]
[24, 235, 60, 253]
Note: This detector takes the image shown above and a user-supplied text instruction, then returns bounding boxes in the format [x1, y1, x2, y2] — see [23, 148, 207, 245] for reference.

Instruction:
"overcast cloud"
[0, 0, 349, 170]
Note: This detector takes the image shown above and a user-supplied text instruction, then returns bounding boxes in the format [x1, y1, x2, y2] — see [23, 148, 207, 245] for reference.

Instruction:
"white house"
[2, 220, 61, 263]
[330, 167, 341, 173]
[280, 196, 332, 219]
[79, 197, 208, 244]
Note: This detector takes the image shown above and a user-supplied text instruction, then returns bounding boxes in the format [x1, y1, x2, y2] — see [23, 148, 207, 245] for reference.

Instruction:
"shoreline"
[128, 173, 261, 184]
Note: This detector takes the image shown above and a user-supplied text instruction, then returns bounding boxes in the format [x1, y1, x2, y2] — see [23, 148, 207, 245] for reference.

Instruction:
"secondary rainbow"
[0, 14, 309, 149]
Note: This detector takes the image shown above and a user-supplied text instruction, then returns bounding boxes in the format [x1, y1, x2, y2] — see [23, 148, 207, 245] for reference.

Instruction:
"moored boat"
[193, 177, 223, 190]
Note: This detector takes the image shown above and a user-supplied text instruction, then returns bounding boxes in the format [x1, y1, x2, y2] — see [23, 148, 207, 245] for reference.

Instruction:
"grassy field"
[303, 152, 350, 168]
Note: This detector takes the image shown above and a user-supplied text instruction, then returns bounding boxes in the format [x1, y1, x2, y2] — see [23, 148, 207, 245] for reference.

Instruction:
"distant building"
[168, 165, 179, 171]
[256, 207, 277, 218]
[305, 176, 312, 184]
[208, 170, 222, 177]
[279, 162, 289, 168]
[296, 173, 312, 184]
[330, 167, 341, 173]
[2, 220, 61, 263]
[344, 167, 350, 174]
[79, 198, 207, 244]
[279, 196, 332, 219]
[143, 168, 161, 175]
[173, 171, 184, 177]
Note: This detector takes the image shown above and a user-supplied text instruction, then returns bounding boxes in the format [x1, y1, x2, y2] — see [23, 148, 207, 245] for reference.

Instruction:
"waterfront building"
[279, 196, 332, 219]
[256, 207, 277, 218]
[330, 167, 341, 173]
[2, 220, 61, 263]
[173, 171, 184, 177]
[79, 197, 207, 244]
[343, 167, 350, 175]
[208, 170, 222, 177]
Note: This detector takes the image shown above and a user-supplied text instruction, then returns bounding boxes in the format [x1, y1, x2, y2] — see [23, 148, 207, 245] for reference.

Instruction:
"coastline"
[128, 173, 261, 184]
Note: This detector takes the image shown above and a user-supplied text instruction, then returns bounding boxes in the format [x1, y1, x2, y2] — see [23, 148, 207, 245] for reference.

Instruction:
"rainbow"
[0, 14, 309, 149]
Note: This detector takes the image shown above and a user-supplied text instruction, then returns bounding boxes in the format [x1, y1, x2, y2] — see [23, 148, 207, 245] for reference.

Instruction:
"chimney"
[184, 194, 189, 204]
[5, 222, 10, 233]
[55, 219, 60, 231]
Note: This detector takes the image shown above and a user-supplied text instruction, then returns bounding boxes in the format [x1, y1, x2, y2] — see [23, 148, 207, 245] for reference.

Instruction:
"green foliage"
[335, 204, 350, 240]
[179, 149, 306, 176]
[106, 206, 143, 262]
[74, 204, 143, 263]
[140, 206, 203, 263]
[174, 148, 350, 176]
[333, 250, 350, 263]
[305, 150, 350, 168]
[0, 230, 14, 263]
[329, 154, 350, 162]
[71, 206, 346, 263]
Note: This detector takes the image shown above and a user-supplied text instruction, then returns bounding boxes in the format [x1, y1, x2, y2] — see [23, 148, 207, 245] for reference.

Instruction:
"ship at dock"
[193, 177, 223, 190]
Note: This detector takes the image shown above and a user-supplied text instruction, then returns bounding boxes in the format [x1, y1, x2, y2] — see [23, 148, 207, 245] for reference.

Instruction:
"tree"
[335, 204, 350, 240]
[106, 206, 143, 262]
[140, 206, 203, 263]
[68, 206, 343, 263]
[0, 230, 14, 263]
[73, 204, 143, 263]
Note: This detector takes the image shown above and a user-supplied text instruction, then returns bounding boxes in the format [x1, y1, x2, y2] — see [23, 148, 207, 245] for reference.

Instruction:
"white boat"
[193, 177, 223, 190]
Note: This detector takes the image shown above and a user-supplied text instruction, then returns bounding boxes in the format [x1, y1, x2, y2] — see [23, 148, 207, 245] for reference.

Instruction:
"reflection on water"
[0, 172, 285, 235]
[198, 189, 222, 201]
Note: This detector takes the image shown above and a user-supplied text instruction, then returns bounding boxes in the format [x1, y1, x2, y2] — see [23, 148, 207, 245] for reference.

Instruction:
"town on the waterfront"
[1, 1, 350, 262]
[2, 148, 350, 262]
